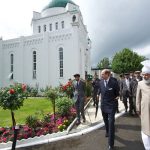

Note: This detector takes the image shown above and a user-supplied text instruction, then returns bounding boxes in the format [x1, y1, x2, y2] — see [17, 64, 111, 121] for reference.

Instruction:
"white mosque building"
[0, 0, 91, 88]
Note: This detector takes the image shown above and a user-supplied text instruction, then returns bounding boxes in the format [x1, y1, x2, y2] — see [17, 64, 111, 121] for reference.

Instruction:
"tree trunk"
[11, 110, 18, 150]
[53, 99, 56, 123]
[11, 110, 16, 127]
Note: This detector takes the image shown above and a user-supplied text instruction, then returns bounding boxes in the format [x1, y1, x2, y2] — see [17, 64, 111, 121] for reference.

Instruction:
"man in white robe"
[136, 60, 150, 150]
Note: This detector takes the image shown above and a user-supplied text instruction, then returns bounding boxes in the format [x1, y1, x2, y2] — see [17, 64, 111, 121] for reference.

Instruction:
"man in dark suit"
[92, 74, 100, 106]
[73, 74, 86, 125]
[97, 69, 120, 150]
[130, 71, 143, 114]
[120, 73, 133, 114]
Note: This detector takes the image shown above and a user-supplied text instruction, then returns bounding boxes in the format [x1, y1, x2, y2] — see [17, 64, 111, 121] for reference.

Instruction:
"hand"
[115, 96, 119, 100]
[97, 95, 99, 101]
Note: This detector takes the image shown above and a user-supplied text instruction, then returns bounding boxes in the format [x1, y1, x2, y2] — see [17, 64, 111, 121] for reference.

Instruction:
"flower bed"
[0, 108, 76, 143]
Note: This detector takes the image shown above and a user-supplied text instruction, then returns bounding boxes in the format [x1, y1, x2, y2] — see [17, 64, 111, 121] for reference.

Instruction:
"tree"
[111, 48, 145, 74]
[97, 57, 111, 69]
[0, 83, 27, 149]
[45, 88, 58, 123]
[0, 83, 26, 127]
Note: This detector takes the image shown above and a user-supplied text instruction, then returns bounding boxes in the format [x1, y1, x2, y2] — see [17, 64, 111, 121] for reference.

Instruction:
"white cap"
[141, 60, 150, 74]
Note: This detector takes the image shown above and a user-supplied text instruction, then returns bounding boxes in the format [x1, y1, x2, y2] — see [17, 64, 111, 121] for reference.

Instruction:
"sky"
[0, 0, 150, 66]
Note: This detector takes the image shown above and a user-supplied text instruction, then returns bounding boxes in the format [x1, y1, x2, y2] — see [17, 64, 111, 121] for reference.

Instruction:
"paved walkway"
[73, 99, 125, 131]
[43, 113, 144, 150]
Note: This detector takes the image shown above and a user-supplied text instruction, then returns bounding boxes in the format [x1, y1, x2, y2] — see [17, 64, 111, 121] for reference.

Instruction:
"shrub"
[45, 88, 58, 122]
[43, 114, 51, 123]
[30, 87, 38, 97]
[85, 81, 92, 97]
[25, 115, 38, 129]
[56, 97, 73, 116]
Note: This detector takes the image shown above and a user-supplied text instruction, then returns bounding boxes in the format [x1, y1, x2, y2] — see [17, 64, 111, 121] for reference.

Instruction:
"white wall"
[0, 40, 3, 87]
[0, 4, 91, 89]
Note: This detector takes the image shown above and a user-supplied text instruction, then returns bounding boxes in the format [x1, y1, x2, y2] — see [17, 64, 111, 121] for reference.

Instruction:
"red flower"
[0, 127, 6, 133]
[9, 89, 15, 94]
[22, 84, 26, 91]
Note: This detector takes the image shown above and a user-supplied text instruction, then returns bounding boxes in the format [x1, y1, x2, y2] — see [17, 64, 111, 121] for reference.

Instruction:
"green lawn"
[0, 97, 53, 127]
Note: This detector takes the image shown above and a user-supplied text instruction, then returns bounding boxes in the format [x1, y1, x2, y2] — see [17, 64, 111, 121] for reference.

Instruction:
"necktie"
[105, 80, 107, 87]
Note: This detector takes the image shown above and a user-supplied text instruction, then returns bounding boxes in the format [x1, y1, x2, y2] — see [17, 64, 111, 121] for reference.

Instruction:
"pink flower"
[0, 127, 6, 133]
[2, 137, 7, 143]
[22, 84, 26, 91]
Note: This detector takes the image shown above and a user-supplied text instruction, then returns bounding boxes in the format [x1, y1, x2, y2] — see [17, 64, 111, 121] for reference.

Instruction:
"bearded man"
[136, 60, 150, 150]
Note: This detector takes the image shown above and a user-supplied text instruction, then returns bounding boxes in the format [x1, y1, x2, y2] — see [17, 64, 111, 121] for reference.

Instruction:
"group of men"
[72, 60, 150, 150]
[119, 71, 142, 115]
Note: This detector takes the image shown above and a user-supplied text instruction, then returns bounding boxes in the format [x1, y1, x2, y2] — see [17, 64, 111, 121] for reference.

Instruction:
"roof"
[43, 0, 76, 11]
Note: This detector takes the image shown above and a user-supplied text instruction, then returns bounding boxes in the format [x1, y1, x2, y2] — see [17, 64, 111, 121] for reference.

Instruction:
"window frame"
[33, 51, 37, 79]
[59, 48, 63, 77]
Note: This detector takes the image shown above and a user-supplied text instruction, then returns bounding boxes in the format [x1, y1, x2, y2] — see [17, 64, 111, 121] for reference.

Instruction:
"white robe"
[142, 132, 150, 150]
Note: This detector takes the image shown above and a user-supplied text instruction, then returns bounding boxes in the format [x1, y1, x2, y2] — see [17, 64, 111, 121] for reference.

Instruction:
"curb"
[67, 97, 93, 133]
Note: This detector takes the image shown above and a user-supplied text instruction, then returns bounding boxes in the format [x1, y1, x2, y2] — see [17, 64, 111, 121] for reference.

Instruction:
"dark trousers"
[93, 91, 97, 105]
[102, 110, 116, 147]
[116, 100, 119, 112]
[75, 98, 85, 122]
[123, 95, 133, 113]
[132, 97, 136, 113]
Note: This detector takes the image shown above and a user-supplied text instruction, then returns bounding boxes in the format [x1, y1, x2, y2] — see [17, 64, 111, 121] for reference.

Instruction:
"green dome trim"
[43, 0, 76, 11]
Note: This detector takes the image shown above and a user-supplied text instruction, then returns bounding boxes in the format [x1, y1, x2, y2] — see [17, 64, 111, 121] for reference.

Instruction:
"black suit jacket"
[98, 77, 120, 113]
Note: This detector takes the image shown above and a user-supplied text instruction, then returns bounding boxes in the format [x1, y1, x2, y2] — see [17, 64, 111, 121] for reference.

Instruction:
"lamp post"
[12, 125, 19, 150]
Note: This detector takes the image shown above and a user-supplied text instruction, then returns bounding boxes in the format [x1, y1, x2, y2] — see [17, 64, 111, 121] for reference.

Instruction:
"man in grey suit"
[97, 69, 120, 150]
[120, 73, 133, 115]
[73, 74, 86, 125]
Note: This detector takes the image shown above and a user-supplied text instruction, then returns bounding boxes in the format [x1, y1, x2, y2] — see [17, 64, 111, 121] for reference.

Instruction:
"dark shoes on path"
[105, 132, 109, 137]
[108, 146, 114, 150]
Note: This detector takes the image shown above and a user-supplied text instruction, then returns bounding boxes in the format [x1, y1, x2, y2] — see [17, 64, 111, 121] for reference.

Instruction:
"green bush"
[25, 115, 38, 129]
[85, 81, 92, 97]
[43, 114, 51, 123]
[30, 88, 38, 97]
[56, 97, 73, 116]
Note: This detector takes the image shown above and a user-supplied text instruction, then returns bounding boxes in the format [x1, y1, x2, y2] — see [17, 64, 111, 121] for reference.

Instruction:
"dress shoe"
[108, 146, 114, 150]
[105, 132, 109, 137]
[83, 119, 86, 123]
[76, 121, 81, 126]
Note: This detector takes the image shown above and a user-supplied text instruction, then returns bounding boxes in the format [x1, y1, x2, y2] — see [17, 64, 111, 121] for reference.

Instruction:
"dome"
[43, 0, 76, 11]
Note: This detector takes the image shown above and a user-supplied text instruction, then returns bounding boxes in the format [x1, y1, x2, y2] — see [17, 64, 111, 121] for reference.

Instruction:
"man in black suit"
[92, 74, 100, 106]
[120, 73, 133, 114]
[130, 71, 142, 114]
[97, 69, 120, 150]
[73, 74, 86, 125]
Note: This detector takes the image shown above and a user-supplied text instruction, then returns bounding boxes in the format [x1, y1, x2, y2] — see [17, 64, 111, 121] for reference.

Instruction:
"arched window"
[10, 54, 14, 80]
[61, 21, 64, 29]
[55, 22, 58, 30]
[44, 25, 46, 32]
[33, 51, 36, 79]
[38, 26, 41, 33]
[49, 23, 52, 31]
[59, 48, 63, 77]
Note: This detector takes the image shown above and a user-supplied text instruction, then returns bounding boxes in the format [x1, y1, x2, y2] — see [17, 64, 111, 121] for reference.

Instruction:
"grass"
[0, 97, 53, 127]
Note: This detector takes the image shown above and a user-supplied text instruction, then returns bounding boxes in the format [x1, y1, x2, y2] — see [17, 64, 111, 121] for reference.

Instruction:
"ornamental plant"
[61, 81, 73, 98]
[0, 83, 27, 127]
[45, 88, 58, 123]
[56, 97, 73, 116]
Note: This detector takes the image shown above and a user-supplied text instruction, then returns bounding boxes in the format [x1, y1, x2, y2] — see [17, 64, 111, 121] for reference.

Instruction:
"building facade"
[0, 0, 91, 88]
